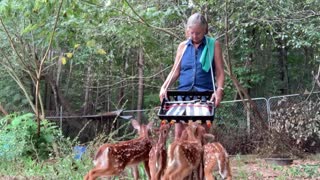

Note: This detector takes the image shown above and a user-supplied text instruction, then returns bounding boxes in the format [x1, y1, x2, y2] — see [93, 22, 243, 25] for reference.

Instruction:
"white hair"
[186, 13, 208, 29]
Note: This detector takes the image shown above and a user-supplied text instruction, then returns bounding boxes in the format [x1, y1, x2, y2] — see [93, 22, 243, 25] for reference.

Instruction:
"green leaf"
[96, 48, 106, 55]
[21, 24, 39, 35]
[61, 57, 67, 65]
[65, 52, 73, 58]
[86, 40, 96, 47]
[11, 117, 22, 127]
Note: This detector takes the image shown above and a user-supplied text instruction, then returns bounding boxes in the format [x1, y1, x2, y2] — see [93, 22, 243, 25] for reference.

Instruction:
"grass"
[1, 151, 319, 179]
[0, 132, 149, 180]
[0, 148, 148, 179]
[0, 154, 90, 179]
[233, 154, 250, 179]
[231, 154, 320, 180]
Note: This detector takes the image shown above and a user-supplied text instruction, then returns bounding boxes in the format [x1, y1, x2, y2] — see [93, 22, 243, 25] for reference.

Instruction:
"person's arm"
[210, 40, 225, 107]
[159, 41, 186, 101]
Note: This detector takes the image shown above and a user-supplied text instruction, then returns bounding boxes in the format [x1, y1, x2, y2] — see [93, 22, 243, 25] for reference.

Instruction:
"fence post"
[246, 101, 251, 135]
[60, 106, 63, 130]
[266, 97, 272, 128]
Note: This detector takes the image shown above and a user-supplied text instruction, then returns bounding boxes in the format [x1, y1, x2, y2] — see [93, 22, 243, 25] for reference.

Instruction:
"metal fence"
[216, 91, 320, 153]
[44, 91, 320, 153]
[213, 98, 269, 154]
[267, 92, 320, 125]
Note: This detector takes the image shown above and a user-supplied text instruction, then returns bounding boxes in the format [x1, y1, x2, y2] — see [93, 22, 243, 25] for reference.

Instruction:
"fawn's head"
[159, 123, 171, 139]
[131, 119, 153, 138]
[181, 121, 215, 144]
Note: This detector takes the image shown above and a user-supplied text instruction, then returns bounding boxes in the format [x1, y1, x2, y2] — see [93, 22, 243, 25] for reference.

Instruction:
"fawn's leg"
[85, 166, 121, 180]
[204, 158, 216, 180]
[220, 157, 232, 180]
[131, 166, 139, 180]
[169, 166, 192, 180]
[143, 160, 151, 179]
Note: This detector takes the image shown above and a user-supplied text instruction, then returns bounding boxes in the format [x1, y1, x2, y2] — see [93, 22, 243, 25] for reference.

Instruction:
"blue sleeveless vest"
[178, 37, 215, 91]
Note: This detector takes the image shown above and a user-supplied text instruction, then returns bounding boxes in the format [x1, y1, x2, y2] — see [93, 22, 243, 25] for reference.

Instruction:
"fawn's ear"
[164, 123, 171, 130]
[153, 127, 160, 134]
[203, 134, 215, 143]
[131, 119, 140, 130]
[146, 121, 153, 130]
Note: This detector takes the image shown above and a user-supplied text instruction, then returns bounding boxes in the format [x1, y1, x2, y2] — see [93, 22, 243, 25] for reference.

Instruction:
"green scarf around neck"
[200, 36, 215, 72]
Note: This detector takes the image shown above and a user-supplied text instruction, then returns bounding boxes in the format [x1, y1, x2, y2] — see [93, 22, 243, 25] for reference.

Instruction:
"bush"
[0, 113, 63, 160]
[270, 98, 320, 152]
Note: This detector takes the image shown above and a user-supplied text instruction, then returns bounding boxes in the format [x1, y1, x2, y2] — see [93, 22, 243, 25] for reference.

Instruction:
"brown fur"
[84, 120, 153, 180]
[204, 142, 232, 180]
[149, 124, 171, 180]
[163, 122, 204, 180]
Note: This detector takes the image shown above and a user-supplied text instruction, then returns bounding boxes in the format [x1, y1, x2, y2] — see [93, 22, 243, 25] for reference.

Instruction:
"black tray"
[158, 90, 215, 123]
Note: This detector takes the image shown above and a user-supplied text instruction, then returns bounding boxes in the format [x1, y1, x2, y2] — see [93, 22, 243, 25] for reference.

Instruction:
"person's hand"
[159, 87, 167, 102]
[210, 89, 223, 107]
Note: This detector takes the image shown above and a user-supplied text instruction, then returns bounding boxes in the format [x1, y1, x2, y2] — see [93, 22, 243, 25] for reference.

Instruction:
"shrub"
[0, 113, 63, 160]
[270, 98, 320, 152]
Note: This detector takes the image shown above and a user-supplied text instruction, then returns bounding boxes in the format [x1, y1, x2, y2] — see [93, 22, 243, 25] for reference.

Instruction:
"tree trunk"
[83, 56, 93, 115]
[313, 65, 320, 88]
[131, 51, 135, 112]
[245, 28, 256, 96]
[303, 47, 314, 90]
[137, 48, 144, 122]
[49, 79, 59, 116]
[277, 41, 289, 94]
[118, 59, 126, 108]
[46, 74, 74, 115]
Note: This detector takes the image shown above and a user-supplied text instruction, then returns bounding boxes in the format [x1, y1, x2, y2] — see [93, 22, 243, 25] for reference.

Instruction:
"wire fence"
[41, 91, 320, 154]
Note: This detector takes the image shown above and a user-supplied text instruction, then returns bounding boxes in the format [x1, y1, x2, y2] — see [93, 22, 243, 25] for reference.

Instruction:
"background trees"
[0, 0, 319, 119]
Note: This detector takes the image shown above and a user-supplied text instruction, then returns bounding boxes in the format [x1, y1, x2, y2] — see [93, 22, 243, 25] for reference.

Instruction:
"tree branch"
[123, 0, 182, 40]
[0, 18, 32, 73]
[313, 65, 320, 88]
[35, 0, 64, 136]
[0, 103, 8, 116]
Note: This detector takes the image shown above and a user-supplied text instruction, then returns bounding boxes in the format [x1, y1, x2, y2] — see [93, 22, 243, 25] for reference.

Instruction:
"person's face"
[187, 24, 206, 44]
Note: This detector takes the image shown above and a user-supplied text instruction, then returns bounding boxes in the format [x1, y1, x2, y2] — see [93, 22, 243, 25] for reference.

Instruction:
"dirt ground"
[0, 155, 319, 180]
[230, 155, 320, 180]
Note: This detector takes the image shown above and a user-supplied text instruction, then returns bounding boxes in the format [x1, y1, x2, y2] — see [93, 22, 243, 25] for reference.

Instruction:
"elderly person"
[159, 13, 225, 139]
